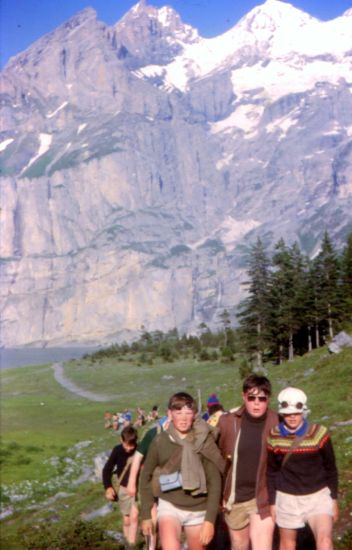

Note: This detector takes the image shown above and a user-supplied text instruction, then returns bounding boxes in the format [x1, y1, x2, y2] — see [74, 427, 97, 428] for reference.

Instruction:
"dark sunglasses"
[247, 394, 268, 402]
[280, 401, 304, 409]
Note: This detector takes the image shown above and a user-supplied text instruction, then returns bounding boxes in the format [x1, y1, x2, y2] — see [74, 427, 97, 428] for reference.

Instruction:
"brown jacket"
[218, 405, 278, 519]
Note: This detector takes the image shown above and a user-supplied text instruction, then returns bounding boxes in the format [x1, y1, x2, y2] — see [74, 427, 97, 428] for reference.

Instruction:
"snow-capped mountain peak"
[111, 0, 199, 68]
[1, 0, 352, 347]
[132, 0, 351, 96]
[237, 0, 317, 34]
[116, 0, 199, 45]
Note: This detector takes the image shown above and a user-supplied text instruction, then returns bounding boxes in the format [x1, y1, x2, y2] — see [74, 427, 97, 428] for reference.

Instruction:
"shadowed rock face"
[1, 1, 352, 347]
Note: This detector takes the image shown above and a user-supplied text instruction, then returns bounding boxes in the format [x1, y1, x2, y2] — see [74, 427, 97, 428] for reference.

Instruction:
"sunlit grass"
[1, 346, 351, 548]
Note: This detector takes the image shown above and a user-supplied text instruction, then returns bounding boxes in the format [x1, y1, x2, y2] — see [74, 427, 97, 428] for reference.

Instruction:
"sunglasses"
[246, 394, 268, 403]
[280, 401, 304, 409]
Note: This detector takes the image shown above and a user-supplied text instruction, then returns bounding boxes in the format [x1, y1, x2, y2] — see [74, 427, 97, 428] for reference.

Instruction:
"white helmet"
[278, 387, 309, 414]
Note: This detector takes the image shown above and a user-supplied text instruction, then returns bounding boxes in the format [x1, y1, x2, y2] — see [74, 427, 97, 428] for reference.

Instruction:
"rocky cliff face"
[1, 0, 351, 347]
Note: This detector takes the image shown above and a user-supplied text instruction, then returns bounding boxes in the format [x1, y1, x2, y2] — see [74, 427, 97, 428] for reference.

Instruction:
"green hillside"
[1, 345, 351, 549]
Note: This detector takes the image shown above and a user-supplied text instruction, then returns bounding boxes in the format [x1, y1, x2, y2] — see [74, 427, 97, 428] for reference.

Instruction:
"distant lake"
[0, 347, 99, 369]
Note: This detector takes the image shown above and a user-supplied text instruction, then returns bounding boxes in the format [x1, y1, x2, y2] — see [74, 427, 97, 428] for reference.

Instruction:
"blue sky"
[1, 0, 351, 68]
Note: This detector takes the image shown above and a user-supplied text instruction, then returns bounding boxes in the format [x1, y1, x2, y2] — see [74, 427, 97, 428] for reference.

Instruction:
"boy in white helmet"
[267, 387, 338, 550]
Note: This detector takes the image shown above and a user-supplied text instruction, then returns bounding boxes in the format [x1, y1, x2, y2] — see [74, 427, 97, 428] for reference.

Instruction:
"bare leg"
[184, 524, 207, 550]
[308, 514, 333, 550]
[122, 514, 131, 543]
[150, 502, 158, 550]
[126, 503, 139, 544]
[228, 525, 250, 550]
[249, 513, 275, 550]
[279, 527, 297, 550]
[158, 516, 182, 550]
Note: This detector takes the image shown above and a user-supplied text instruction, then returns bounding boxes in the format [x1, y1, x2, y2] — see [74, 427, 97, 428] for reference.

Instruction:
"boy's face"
[169, 405, 195, 435]
[283, 413, 303, 431]
[121, 440, 136, 453]
[243, 387, 269, 418]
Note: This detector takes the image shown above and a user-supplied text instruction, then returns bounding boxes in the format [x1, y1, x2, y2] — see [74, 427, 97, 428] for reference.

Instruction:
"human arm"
[332, 499, 339, 522]
[141, 519, 154, 537]
[320, 436, 338, 500]
[102, 446, 119, 490]
[270, 505, 276, 523]
[321, 435, 339, 522]
[203, 456, 222, 525]
[139, 438, 160, 521]
[105, 487, 116, 501]
[266, 446, 282, 506]
[199, 521, 215, 545]
[126, 450, 144, 496]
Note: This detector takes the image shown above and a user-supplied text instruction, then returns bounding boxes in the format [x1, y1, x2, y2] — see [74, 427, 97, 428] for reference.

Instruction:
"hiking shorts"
[118, 486, 138, 516]
[224, 498, 258, 530]
[275, 487, 334, 529]
[157, 498, 206, 526]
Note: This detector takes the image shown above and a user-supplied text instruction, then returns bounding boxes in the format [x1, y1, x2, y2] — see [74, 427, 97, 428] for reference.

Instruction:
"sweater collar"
[279, 418, 308, 437]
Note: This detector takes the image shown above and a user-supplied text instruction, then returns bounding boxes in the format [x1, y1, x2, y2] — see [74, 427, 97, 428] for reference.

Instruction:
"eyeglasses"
[246, 394, 268, 403]
[280, 401, 304, 409]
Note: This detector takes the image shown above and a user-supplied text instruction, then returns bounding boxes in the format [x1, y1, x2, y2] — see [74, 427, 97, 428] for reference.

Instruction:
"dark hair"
[168, 392, 197, 413]
[208, 403, 224, 415]
[243, 374, 272, 396]
[121, 425, 138, 445]
[152, 405, 158, 411]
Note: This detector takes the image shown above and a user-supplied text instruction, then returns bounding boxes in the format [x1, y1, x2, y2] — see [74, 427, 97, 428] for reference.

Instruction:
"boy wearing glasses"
[218, 374, 278, 550]
[267, 387, 338, 550]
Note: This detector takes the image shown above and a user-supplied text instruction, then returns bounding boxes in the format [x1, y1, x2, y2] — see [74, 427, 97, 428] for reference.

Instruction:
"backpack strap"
[161, 445, 183, 473]
[118, 456, 133, 482]
[282, 425, 314, 467]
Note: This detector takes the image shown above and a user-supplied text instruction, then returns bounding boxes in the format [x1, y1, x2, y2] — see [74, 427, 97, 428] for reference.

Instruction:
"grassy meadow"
[1, 346, 352, 548]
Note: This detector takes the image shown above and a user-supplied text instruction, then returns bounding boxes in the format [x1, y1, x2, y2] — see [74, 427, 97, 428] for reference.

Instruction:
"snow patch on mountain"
[21, 134, 52, 175]
[210, 104, 265, 134]
[266, 112, 298, 135]
[47, 102, 68, 119]
[0, 138, 14, 152]
[77, 123, 87, 135]
[230, 60, 350, 102]
[218, 217, 261, 250]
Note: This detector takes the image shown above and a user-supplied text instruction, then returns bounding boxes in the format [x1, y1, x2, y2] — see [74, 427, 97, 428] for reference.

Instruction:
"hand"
[199, 520, 214, 546]
[332, 500, 339, 523]
[142, 519, 154, 537]
[270, 505, 276, 523]
[126, 481, 136, 497]
[105, 487, 116, 501]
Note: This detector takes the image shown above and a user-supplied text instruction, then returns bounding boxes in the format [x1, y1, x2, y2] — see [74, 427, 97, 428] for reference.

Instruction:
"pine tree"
[314, 232, 341, 340]
[340, 232, 352, 322]
[302, 258, 322, 350]
[289, 243, 310, 352]
[269, 240, 306, 361]
[237, 238, 271, 368]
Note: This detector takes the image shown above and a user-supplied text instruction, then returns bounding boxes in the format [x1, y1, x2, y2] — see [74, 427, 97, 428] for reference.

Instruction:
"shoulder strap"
[116, 455, 133, 484]
[160, 444, 183, 474]
[282, 425, 313, 467]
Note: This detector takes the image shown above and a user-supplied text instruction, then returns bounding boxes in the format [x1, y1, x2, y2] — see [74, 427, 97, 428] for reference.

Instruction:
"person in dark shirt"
[267, 387, 338, 550]
[126, 416, 170, 550]
[218, 374, 278, 550]
[102, 425, 139, 546]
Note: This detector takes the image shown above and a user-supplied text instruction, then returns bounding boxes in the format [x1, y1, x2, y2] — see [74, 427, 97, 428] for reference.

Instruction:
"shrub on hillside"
[20, 519, 130, 549]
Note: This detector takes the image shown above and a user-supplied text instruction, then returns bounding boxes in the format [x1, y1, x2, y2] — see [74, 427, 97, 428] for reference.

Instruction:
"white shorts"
[157, 498, 206, 527]
[276, 487, 334, 529]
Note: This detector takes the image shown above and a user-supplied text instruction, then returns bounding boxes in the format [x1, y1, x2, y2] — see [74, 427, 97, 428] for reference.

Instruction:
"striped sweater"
[267, 423, 338, 504]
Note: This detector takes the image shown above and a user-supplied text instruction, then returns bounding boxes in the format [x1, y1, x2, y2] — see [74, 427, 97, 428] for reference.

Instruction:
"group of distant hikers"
[104, 406, 159, 431]
[102, 374, 338, 550]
